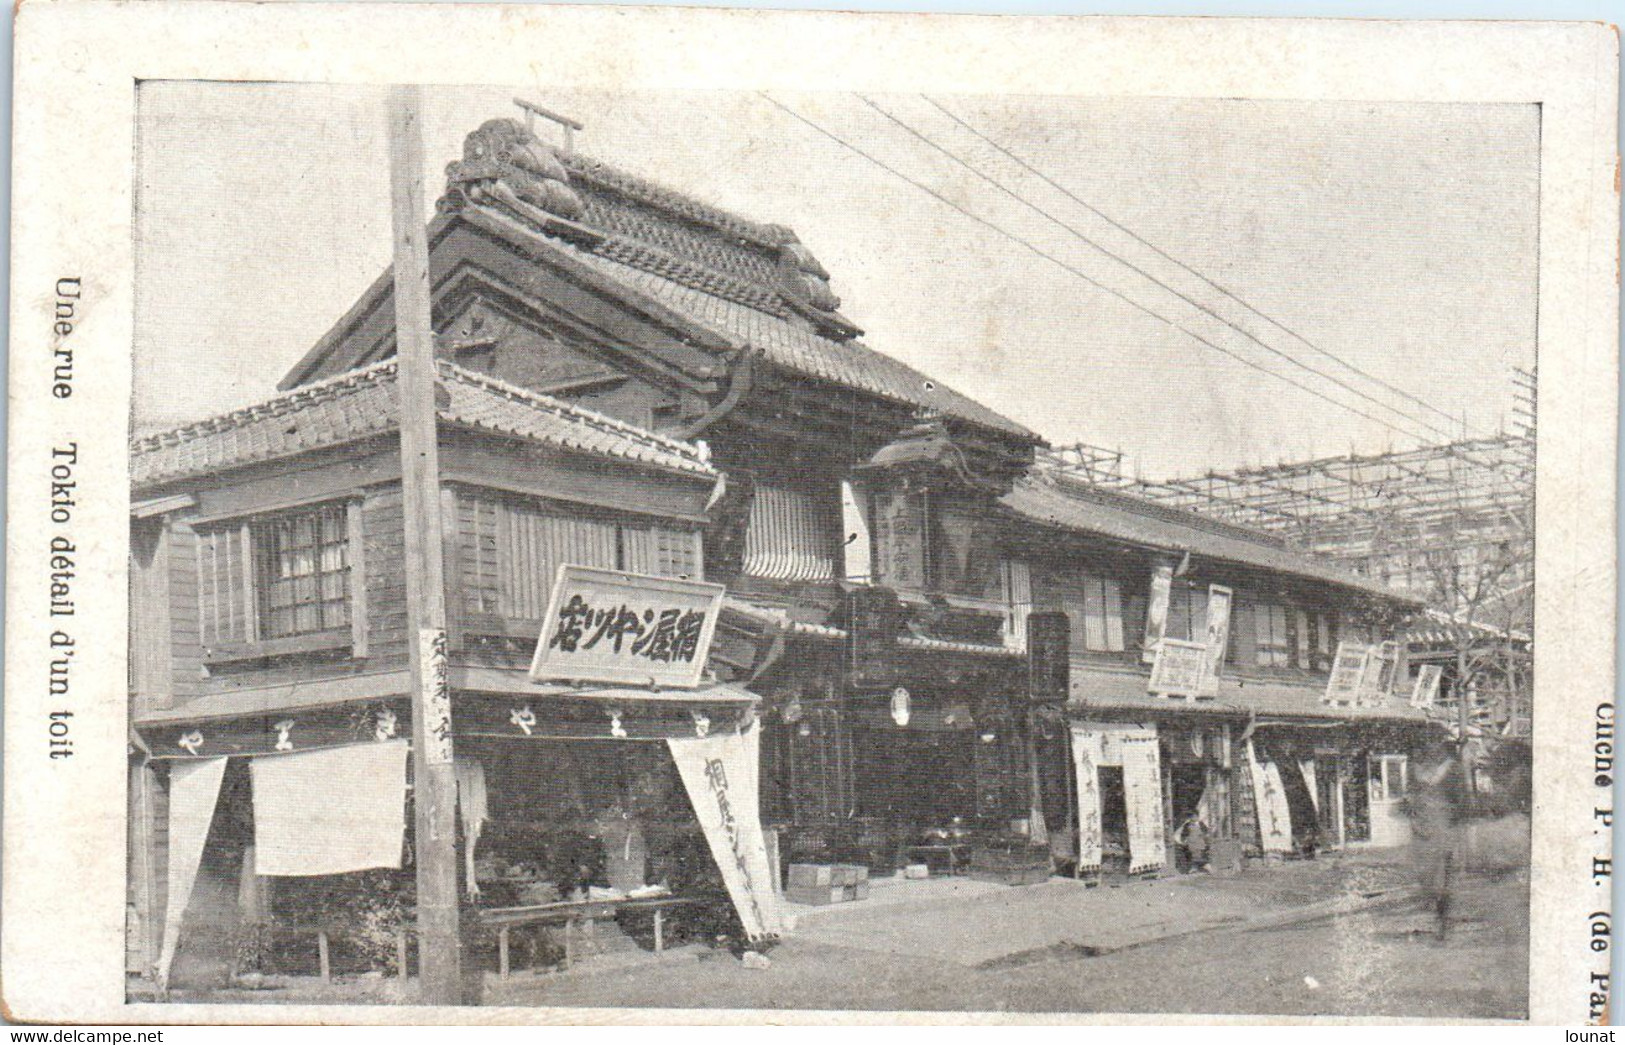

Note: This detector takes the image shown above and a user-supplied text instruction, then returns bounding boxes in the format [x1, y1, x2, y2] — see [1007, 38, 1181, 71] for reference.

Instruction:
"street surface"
[167, 845, 1529, 1019]
[504, 854, 1529, 1019]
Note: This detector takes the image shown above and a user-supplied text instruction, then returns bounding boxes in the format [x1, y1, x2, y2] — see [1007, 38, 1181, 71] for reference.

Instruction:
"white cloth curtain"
[251, 740, 409, 877]
[1069, 726, 1105, 874]
[1120, 732, 1167, 874]
[668, 722, 783, 941]
[1247, 740, 1293, 853]
[158, 756, 229, 988]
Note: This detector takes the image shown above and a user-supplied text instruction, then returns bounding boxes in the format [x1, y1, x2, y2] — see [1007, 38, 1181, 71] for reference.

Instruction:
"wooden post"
[387, 85, 464, 1005]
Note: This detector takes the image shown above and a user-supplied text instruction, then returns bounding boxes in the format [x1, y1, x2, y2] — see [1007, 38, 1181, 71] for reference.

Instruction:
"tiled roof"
[1067, 663, 1431, 724]
[1003, 475, 1421, 604]
[131, 360, 717, 488]
[553, 243, 1040, 441]
[426, 118, 1039, 443]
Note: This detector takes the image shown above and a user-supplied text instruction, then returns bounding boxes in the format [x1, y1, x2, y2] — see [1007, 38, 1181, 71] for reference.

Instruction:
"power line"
[921, 94, 1482, 441]
[861, 95, 1457, 444]
[758, 92, 1440, 445]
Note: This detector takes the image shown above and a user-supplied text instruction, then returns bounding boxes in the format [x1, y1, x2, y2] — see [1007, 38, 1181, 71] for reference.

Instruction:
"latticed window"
[195, 500, 358, 652]
[455, 489, 702, 625]
[254, 505, 352, 639]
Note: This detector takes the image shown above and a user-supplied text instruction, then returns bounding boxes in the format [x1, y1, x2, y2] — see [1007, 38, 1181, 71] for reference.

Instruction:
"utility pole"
[387, 85, 463, 1004]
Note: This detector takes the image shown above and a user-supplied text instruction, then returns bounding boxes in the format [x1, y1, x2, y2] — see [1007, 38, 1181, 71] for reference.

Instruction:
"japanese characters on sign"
[1148, 584, 1229, 699]
[1148, 638, 1209, 699]
[417, 627, 454, 764]
[529, 565, 725, 688]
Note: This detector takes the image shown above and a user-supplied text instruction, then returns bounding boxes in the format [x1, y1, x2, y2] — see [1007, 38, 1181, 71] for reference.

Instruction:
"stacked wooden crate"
[786, 863, 870, 906]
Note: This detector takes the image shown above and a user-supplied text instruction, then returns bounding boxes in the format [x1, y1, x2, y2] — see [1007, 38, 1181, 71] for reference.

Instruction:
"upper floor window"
[1163, 583, 1208, 643]
[1254, 602, 1292, 667]
[457, 489, 702, 625]
[1065, 574, 1125, 653]
[197, 500, 359, 656]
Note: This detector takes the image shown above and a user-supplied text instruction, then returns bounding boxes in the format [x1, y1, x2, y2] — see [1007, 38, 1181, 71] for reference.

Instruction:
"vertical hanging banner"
[1247, 740, 1293, 853]
[1143, 563, 1174, 663]
[1199, 585, 1233, 697]
[669, 723, 783, 941]
[417, 628, 454, 765]
[158, 756, 229, 987]
[1069, 726, 1105, 874]
[1120, 731, 1167, 873]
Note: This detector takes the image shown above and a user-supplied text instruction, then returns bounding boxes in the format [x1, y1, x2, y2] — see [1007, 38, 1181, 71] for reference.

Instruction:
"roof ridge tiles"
[559, 150, 788, 249]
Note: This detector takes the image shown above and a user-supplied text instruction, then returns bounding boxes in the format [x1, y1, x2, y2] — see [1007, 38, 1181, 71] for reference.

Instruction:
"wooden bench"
[476, 896, 699, 979]
[249, 923, 413, 982]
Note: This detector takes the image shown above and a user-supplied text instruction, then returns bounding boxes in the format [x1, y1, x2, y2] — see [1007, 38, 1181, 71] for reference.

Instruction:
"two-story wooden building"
[128, 359, 777, 988]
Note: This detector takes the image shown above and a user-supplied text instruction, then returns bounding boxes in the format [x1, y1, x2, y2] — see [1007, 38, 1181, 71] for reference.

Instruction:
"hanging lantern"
[890, 686, 911, 727]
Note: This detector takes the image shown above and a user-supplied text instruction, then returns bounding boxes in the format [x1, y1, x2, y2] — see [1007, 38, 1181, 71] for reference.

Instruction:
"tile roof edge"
[131, 359, 401, 455]
[1005, 474, 1423, 605]
[435, 360, 714, 469]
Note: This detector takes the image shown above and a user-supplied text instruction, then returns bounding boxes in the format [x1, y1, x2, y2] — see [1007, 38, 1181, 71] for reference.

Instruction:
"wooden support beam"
[388, 85, 464, 1006]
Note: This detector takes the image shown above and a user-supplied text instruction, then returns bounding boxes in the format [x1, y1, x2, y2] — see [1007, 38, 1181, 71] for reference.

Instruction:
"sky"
[134, 82, 1539, 479]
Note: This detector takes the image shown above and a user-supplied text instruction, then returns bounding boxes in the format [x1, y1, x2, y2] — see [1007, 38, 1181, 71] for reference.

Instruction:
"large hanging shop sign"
[1148, 584, 1231, 699]
[531, 565, 725, 688]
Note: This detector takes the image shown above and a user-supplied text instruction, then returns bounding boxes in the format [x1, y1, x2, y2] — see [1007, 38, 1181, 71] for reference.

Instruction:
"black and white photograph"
[3, 4, 1615, 1028]
[124, 81, 1539, 1018]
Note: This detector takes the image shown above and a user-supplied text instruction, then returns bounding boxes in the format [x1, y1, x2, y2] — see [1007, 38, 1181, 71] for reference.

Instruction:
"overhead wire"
[859, 94, 1458, 444]
[919, 94, 1481, 440]
[756, 91, 1440, 445]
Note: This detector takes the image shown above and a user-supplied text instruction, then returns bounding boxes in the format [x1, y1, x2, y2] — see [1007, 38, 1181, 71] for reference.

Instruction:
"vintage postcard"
[4, 2, 1617, 1026]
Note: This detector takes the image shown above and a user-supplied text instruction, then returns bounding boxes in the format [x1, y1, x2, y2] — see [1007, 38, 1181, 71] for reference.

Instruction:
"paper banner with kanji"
[1069, 726, 1105, 874]
[668, 722, 783, 941]
[1121, 731, 1167, 874]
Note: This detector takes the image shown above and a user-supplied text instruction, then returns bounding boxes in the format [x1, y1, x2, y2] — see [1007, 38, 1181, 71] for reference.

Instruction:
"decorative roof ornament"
[442, 118, 585, 223]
